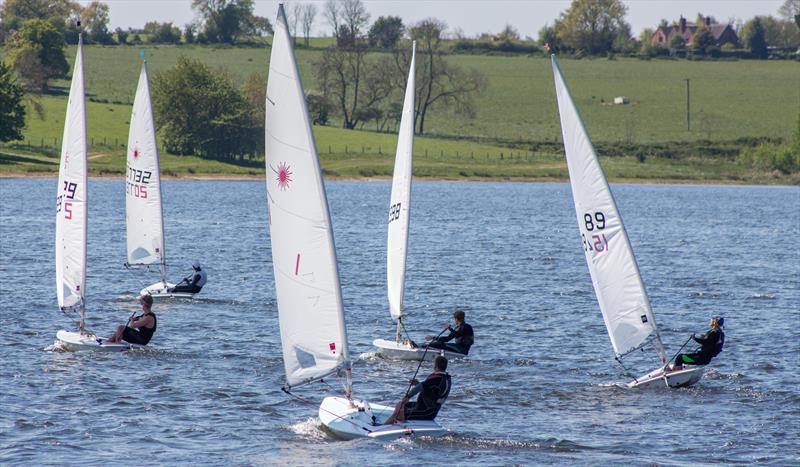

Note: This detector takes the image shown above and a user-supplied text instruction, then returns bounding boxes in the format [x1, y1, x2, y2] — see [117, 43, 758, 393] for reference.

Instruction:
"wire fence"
[4, 139, 561, 164]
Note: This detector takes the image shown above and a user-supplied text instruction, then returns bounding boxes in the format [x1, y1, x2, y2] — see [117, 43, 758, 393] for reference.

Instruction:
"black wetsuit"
[170, 269, 206, 294]
[404, 371, 452, 421]
[427, 322, 474, 355]
[675, 327, 724, 366]
[122, 312, 157, 345]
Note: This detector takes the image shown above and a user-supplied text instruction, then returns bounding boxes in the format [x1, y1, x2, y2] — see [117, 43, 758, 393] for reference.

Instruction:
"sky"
[93, 0, 786, 38]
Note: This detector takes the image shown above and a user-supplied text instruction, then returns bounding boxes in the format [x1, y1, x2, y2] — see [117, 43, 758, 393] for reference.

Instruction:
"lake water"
[1, 178, 798, 465]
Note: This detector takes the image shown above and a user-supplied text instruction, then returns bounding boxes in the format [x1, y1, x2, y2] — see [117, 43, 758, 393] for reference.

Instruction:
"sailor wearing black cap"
[672, 316, 725, 371]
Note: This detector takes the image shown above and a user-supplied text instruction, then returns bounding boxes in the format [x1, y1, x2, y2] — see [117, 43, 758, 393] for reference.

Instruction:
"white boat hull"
[373, 338, 467, 361]
[55, 330, 145, 352]
[627, 366, 705, 389]
[139, 281, 194, 299]
[318, 396, 446, 440]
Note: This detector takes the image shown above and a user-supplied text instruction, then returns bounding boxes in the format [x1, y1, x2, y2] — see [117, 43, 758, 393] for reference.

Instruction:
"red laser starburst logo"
[271, 162, 293, 190]
[133, 148, 139, 159]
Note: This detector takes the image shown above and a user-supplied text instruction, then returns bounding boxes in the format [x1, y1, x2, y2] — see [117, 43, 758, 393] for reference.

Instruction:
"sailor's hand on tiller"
[409, 379, 419, 386]
[424, 335, 433, 341]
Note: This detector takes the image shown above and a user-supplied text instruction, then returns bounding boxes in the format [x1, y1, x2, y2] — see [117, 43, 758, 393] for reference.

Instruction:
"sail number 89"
[582, 211, 609, 253]
[388, 203, 401, 223]
[584, 212, 605, 231]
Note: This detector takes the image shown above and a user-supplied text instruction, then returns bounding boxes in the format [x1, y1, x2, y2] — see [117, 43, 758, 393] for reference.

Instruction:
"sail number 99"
[582, 211, 609, 253]
[388, 203, 401, 223]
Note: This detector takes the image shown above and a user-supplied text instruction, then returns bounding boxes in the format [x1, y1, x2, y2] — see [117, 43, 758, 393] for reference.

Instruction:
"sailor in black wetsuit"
[384, 356, 452, 424]
[672, 316, 725, 370]
[107, 294, 157, 345]
[169, 261, 207, 294]
[425, 309, 474, 355]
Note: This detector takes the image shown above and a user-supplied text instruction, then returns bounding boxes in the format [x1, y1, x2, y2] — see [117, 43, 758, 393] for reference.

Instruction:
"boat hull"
[55, 330, 145, 352]
[373, 338, 467, 361]
[627, 366, 705, 389]
[139, 281, 194, 299]
[318, 396, 446, 440]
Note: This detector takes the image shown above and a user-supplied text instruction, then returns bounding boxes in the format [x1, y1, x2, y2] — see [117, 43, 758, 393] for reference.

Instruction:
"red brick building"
[652, 16, 740, 48]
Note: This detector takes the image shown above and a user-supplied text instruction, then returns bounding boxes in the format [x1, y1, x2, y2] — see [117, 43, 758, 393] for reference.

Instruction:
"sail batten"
[56, 34, 88, 311]
[387, 42, 416, 322]
[266, 5, 350, 389]
[125, 62, 165, 278]
[551, 55, 663, 360]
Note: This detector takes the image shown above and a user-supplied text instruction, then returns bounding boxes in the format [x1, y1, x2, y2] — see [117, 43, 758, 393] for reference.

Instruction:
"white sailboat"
[123, 60, 191, 299]
[265, 5, 446, 439]
[54, 33, 142, 352]
[372, 43, 462, 361]
[550, 55, 703, 389]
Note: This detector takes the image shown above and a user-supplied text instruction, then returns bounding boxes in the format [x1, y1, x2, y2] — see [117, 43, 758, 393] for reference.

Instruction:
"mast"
[142, 59, 167, 284]
[387, 41, 416, 343]
[266, 3, 351, 394]
[551, 54, 665, 366]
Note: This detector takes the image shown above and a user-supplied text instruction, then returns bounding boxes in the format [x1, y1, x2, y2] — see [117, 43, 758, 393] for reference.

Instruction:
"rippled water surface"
[1, 179, 798, 465]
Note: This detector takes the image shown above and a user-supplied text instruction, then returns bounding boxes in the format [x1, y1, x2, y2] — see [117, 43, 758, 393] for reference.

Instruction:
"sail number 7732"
[582, 211, 609, 253]
[126, 168, 152, 199]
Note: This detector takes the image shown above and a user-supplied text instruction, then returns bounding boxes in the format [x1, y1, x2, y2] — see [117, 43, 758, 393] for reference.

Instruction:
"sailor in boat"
[670, 316, 725, 371]
[384, 356, 452, 424]
[423, 309, 474, 355]
[106, 294, 157, 345]
[168, 261, 207, 294]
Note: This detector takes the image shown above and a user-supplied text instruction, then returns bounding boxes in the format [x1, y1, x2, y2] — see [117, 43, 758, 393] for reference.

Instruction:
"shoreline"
[1, 172, 790, 186]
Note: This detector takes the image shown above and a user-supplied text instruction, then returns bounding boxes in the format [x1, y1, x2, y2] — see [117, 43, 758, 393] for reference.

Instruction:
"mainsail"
[55, 33, 88, 319]
[386, 42, 416, 324]
[551, 55, 665, 362]
[125, 62, 165, 279]
[265, 4, 350, 389]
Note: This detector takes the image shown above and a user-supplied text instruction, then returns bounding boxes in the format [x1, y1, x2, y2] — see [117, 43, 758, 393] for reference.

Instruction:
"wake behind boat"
[265, 4, 445, 439]
[550, 54, 704, 389]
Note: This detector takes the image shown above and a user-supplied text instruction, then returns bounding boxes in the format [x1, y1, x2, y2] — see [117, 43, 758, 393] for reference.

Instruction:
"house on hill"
[652, 16, 739, 48]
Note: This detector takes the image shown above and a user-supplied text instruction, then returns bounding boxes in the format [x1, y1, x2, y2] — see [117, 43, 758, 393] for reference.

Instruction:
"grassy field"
[2, 44, 798, 183]
[35, 45, 799, 143]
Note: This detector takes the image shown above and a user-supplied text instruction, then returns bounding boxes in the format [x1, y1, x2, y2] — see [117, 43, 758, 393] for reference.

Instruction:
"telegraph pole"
[685, 78, 691, 131]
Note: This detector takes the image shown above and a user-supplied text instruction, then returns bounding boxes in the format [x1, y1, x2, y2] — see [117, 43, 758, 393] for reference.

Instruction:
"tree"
[316, 46, 395, 129]
[324, 0, 369, 41]
[306, 93, 333, 125]
[691, 25, 716, 55]
[144, 21, 181, 44]
[301, 3, 317, 47]
[191, 0, 268, 44]
[408, 18, 487, 135]
[368, 16, 404, 49]
[241, 72, 266, 154]
[538, 23, 563, 52]
[0, 0, 79, 40]
[760, 15, 800, 49]
[0, 63, 27, 142]
[778, 0, 800, 21]
[152, 56, 259, 159]
[743, 17, 768, 59]
[183, 24, 196, 43]
[115, 27, 128, 44]
[4, 19, 69, 91]
[553, 0, 631, 54]
[81, 2, 113, 44]
[497, 24, 520, 42]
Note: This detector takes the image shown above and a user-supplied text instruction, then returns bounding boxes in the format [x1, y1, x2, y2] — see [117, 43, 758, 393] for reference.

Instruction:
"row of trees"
[149, 12, 488, 160]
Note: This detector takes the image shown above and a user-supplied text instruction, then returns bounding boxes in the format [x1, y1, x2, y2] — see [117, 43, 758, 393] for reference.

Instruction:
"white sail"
[387, 42, 416, 322]
[125, 62, 165, 276]
[551, 55, 664, 360]
[55, 34, 88, 311]
[265, 5, 350, 389]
